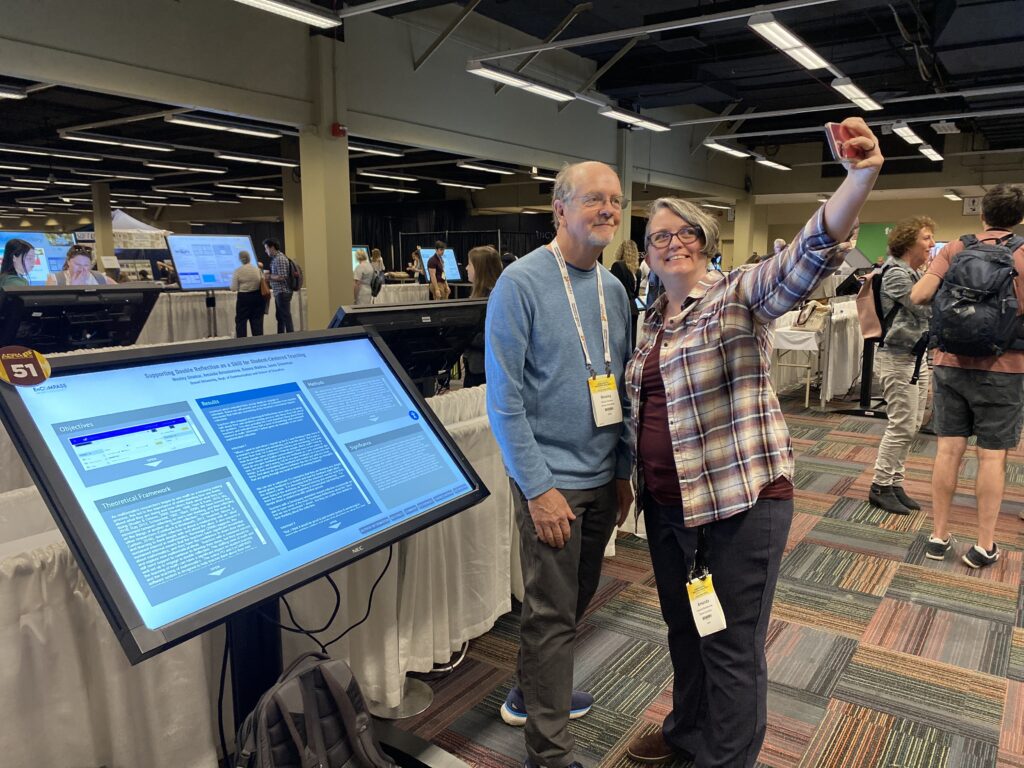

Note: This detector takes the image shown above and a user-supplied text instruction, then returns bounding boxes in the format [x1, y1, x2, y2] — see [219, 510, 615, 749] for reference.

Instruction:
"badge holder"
[686, 528, 727, 637]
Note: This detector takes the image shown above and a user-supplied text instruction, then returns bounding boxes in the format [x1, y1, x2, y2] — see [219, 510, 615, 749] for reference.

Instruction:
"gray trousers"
[872, 347, 930, 486]
[645, 494, 791, 768]
[511, 479, 618, 768]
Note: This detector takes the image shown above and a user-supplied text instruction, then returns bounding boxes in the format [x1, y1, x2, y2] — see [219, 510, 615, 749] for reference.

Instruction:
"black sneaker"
[892, 486, 921, 511]
[924, 535, 953, 560]
[963, 543, 999, 569]
[869, 484, 912, 515]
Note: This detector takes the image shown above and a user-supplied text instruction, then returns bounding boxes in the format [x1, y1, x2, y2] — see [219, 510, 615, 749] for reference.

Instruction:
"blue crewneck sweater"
[485, 244, 633, 499]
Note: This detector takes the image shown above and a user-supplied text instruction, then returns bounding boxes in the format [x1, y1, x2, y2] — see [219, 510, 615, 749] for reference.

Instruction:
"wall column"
[731, 199, 756, 271]
[282, 166, 304, 269]
[605, 126, 634, 264]
[91, 182, 114, 265]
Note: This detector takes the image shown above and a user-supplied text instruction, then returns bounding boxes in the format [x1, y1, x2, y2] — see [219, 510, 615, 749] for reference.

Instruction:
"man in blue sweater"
[485, 161, 634, 768]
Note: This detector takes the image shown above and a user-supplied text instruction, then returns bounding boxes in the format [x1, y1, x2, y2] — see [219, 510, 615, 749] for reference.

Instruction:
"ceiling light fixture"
[61, 131, 175, 152]
[816, 195, 831, 203]
[531, 167, 557, 182]
[466, 62, 575, 103]
[227, 0, 341, 28]
[943, 190, 962, 201]
[701, 203, 732, 210]
[457, 160, 516, 176]
[830, 77, 883, 111]
[216, 183, 279, 192]
[357, 170, 417, 182]
[703, 140, 750, 159]
[52, 180, 91, 187]
[891, 120, 923, 145]
[0, 144, 102, 162]
[143, 161, 228, 174]
[154, 187, 213, 196]
[754, 156, 791, 171]
[164, 114, 283, 139]
[597, 105, 671, 132]
[931, 120, 960, 135]
[438, 181, 486, 190]
[214, 151, 299, 168]
[0, 85, 28, 100]
[369, 185, 419, 194]
[237, 194, 285, 201]
[747, 12, 831, 71]
[919, 144, 943, 161]
[71, 170, 154, 181]
[0, 164, 30, 172]
[347, 141, 405, 158]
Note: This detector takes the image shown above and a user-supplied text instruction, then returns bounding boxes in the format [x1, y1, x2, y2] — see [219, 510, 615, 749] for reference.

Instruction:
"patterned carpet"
[403, 396, 1024, 768]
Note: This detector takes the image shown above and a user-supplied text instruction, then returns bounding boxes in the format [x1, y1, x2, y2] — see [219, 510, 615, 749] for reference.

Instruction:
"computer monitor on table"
[419, 247, 462, 282]
[330, 299, 487, 395]
[0, 284, 163, 353]
[0, 329, 488, 663]
[0, 231, 76, 285]
[352, 246, 370, 271]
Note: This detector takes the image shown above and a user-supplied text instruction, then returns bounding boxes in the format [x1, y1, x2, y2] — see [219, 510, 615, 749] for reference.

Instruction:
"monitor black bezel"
[0, 328, 489, 664]
[166, 233, 256, 292]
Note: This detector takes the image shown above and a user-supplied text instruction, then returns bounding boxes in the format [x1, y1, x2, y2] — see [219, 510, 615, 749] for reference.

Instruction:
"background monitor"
[167, 234, 255, 290]
[0, 231, 75, 285]
[0, 284, 163, 353]
[331, 300, 486, 393]
[420, 247, 462, 282]
[0, 329, 488, 663]
[352, 245, 369, 271]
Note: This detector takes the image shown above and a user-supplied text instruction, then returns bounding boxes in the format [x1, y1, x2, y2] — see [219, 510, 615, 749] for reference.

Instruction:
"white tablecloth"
[772, 298, 862, 405]
[372, 284, 429, 305]
[0, 383, 513, 765]
[136, 289, 309, 345]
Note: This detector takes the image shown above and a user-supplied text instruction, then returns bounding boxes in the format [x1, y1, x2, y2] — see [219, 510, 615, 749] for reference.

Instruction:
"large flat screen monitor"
[419, 247, 462, 282]
[352, 245, 369, 271]
[167, 234, 255, 291]
[0, 231, 75, 285]
[331, 300, 486, 392]
[0, 330, 488, 662]
[0, 284, 163, 353]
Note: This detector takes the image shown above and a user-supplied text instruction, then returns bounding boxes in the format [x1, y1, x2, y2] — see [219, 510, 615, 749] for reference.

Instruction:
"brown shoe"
[625, 730, 682, 764]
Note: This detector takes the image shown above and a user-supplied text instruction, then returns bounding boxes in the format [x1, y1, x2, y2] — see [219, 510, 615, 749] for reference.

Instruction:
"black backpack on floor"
[235, 652, 398, 768]
[930, 233, 1024, 356]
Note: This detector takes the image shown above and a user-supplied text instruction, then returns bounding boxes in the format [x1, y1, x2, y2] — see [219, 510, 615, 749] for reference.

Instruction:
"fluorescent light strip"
[72, 170, 154, 180]
[214, 152, 298, 168]
[747, 13, 830, 71]
[347, 142, 404, 158]
[755, 157, 791, 171]
[11, 177, 51, 185]
[228, 0, 342, 29]
[703, 141, 750, 159]
[0, 85, 27, 100]
[165, 115, 283, 139]
[216, 183, 279, 192]
[154, 187, 213, 196]
[919, 144, 943, 161]
[701, 203, 732, 210]
[143, 161, 227, 174]
[63, 132, 175, 152]
[438, 181, 486, 190]
[457, 160, 515, 176]
[597, 105, 672, 132]
[237, 194, 285, 200]
[830, 78, 883, 111]
[521, 83, 575, 103]
[369, 185, 419, 194]
[944, 191, 962, 201]
[467, 61, 532, 88]
[892, 121, 923, 145]
[357, 170, 417, 182]
[164, 203, 191, 207]
[0, 164, 30, 172]
[53, 180, 91, 187]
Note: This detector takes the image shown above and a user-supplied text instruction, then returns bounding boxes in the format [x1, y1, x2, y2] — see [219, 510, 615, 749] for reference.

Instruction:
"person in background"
[486, 160, 633, 768]
[370, 248, 386, 274]
[428, 240, 450, 300]
[231, 250, 264, 338]
[407, 248, 426, 283]
[46, 245, 116, 285]
[624, 117, 882, 768]
[0, 239, 36, 289]
[138, 269, 150, 281]
[463, 244, 503, 388]
[773, 237, 788, 257]
[265, 238, 294, 333]
[867, 216, 935, 514]
[611, 239, 642, 344]
[501, 251, 518, 270]
[353, 249, 375, 305]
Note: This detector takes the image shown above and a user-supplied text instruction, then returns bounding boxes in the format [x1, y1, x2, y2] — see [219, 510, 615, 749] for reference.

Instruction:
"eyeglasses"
[646, 226, 704, 249]
[574, 193, 629, 210]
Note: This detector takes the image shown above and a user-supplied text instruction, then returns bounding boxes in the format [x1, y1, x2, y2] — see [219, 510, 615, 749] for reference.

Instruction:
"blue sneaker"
[501, 686, 594, 726]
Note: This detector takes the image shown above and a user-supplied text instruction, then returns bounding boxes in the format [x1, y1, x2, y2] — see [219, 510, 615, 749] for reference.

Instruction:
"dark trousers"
[235, 290, 265, 337]
[512, 479, 618, 768]
[644, 495, 791, 768]
[275, 291, 294, 333]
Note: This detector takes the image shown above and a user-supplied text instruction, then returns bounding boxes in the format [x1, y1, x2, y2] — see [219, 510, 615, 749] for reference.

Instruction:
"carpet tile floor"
[404, 396, 1024, 767]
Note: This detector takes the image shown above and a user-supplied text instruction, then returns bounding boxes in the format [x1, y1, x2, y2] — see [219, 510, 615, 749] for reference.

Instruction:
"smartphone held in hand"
[824, 122, 864, 163]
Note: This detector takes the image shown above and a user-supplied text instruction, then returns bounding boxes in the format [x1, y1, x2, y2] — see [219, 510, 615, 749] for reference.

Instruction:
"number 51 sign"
[0, 346, 51, 387]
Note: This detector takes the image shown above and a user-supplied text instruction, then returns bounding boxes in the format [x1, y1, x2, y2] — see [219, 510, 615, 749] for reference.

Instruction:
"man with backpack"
[911, 184, 1024, 568]
[265, 238, 295, 333]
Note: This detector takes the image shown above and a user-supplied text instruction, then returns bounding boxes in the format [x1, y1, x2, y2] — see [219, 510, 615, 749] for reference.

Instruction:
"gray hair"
[644, 198, 720, 259]
[551, 162, 581, 230]
[238, 250, 251, 264]
[773, 238, 787, 254]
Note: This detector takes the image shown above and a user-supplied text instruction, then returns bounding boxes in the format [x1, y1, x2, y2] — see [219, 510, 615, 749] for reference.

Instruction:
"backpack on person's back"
[287, 258, 303, 292]
[234, 651, 397, 768]
[370, 269, 385, 298]
[930, 233, 1024, 356]
[855, 263, 899, 345]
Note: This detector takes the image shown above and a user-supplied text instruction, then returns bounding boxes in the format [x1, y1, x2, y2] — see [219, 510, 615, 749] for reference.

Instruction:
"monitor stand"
[834, 339, 887, 419]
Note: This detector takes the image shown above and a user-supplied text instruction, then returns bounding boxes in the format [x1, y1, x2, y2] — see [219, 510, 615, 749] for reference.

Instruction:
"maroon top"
[427, 254, 446, 284]
[640, 330, 793, 508]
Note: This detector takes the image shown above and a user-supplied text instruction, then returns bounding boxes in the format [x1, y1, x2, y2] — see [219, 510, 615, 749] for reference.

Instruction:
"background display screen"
[167, 234, 255, 290]
[420, 247, 462, 281]
[0, 231, 75, 285]
[352, 245, 369, 271]
[1, 332, 486, 661]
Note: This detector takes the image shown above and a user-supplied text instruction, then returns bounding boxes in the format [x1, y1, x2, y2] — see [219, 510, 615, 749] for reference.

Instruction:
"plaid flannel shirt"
[626, 205, 854, 525]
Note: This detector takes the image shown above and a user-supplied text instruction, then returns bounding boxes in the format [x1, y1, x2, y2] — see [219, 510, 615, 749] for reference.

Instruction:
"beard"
[586, 225, 617, 249]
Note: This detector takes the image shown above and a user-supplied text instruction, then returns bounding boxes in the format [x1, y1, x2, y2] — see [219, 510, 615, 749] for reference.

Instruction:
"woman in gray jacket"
[869, 216, 935, 514]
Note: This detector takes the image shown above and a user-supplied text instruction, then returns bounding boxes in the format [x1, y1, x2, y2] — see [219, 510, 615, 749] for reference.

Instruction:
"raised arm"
[822, 117, 884, 242]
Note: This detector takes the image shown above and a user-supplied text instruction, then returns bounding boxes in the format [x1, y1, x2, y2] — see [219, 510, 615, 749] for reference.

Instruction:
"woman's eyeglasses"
[646, 226, 703, 249]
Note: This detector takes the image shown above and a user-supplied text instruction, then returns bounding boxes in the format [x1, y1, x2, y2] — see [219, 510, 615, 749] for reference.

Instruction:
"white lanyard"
[550, 240, 611, 378]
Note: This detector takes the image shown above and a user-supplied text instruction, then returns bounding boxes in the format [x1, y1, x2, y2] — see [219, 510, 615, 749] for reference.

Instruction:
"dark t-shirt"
[427, 254, 446, 284]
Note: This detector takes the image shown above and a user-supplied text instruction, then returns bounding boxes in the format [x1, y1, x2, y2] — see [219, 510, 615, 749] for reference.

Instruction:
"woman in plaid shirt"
[624, 117, 883, 768]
